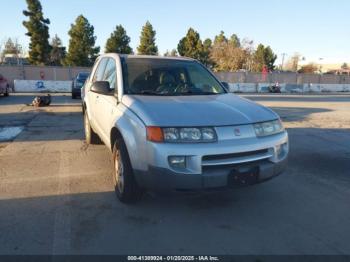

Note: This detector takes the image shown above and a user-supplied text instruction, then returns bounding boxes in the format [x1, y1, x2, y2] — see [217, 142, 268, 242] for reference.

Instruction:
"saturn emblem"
[234, 128, 241, 136]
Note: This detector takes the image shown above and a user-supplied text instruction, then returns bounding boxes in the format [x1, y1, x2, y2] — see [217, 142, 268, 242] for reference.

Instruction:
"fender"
[111, 106, 148, 171]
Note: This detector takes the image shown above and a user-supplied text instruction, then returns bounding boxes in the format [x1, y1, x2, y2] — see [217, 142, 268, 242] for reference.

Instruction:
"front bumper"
[134, 157, 287, 191]
[133, 130, 289, 191]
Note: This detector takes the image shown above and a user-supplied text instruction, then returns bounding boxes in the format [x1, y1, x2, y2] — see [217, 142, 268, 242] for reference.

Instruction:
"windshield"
[76, 73, 89, 82]
[121, 58, 226, 96]
[76, 73, 89, 86]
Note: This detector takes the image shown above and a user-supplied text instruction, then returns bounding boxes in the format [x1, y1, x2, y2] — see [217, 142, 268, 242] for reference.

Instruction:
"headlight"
[254, 119, 284, 137]
[162, 127, 217, 142]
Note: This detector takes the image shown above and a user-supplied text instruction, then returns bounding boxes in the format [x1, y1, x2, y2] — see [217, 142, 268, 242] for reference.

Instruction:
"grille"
[202, 149, 269, 162]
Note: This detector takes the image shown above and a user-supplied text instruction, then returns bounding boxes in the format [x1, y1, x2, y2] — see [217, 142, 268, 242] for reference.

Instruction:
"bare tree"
[285, 53, 301, 72]
[0, 37, 24, 64]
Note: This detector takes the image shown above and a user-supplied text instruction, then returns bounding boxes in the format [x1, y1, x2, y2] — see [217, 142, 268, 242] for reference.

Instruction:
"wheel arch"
[110, 126, 124, 152]
[82, 102, 86, 114]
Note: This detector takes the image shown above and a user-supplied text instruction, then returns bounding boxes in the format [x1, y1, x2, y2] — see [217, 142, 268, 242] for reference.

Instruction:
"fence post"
[68, 67, 72, 80]
[21, 64, 25, 80]
[53, 67, 57, 81]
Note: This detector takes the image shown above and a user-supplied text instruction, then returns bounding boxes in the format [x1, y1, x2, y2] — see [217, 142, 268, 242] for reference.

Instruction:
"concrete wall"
[2, 65, 350, 93]
[14, 80, 72, 93]
[224, 82, 350, 93]
[0, 65, 90, 89]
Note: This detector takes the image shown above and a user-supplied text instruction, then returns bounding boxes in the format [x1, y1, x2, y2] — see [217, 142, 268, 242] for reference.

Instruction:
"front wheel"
[112, 139, 143, 203]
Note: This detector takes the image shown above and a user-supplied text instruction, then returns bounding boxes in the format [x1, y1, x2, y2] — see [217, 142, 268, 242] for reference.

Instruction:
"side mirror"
[91, 81, 111, 94]
[221, 81, 229, 89]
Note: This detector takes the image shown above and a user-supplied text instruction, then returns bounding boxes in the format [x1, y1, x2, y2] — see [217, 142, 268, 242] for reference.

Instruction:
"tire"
[72, 93, 76, 99]
[112, 139, 143, 203]
[4, 87, 9, 97]
[84, 113, 100, 145]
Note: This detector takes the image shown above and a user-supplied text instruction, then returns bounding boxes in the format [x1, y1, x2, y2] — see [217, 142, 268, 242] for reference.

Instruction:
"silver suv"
[83, 54, 289, 203]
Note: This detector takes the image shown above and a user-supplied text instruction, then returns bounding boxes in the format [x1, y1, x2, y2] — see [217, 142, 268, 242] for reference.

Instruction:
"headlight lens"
[163, 128, 179, 141]
[254, 119, 284, 137]
[163, 127, 217, 142]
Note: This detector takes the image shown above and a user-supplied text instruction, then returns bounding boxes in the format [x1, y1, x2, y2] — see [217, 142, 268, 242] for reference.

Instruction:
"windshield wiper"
[176, 90, 220, 95]
[136, 90, 163, 95]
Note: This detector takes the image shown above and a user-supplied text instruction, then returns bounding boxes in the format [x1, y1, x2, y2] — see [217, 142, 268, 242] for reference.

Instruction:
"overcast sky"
[2, 0, 349, 64]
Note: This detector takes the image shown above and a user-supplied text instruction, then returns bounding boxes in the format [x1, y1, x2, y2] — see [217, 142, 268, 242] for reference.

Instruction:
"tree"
[49, 35, 66, 66]
[105, 25, 133, 54]
[229, 34, 240, 48]
[22, 0, 51, 65]
[285, 53, 301, 72]
[202, 38, 213, 66]
[241, 38, 255, 71]
[210, 31, 246, 72]
[137, 21, 158, 55]
[341, 63, 349, 70]
[252, 44, 277, 72]
[298, 63, 318, 73]
[263, 46, 277, 71]
[177, 28, 209, 64]
[164, 49, 178, 56]
[214, 31, 228, 45]
[0, 38, 24, 65]
[1, 38, 22, 56]
[65, 15, 100, 66]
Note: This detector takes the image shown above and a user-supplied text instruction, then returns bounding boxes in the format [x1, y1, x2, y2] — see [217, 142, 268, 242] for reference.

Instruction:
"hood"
[122, 93, 278, 127]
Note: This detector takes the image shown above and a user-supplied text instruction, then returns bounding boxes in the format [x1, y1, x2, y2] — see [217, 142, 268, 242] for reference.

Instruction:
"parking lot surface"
[0, 93, 350, 255]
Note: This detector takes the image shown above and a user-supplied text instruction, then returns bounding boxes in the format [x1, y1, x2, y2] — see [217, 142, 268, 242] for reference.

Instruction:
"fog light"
[168, 156, 186, 168]
[276, 143, 288, 158]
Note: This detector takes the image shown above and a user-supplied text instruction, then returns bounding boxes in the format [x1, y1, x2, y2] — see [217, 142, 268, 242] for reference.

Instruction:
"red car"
[0, 74, 10, 96]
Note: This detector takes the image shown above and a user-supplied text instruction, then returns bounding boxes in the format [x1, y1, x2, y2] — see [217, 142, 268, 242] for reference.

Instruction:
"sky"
[1, 0, 350, 65]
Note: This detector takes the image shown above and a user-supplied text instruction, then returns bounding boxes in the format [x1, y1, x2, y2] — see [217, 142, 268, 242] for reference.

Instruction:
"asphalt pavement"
[0, 93, 350, 255]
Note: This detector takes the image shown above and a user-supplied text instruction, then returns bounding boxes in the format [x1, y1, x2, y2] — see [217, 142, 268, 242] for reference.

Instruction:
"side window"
[103, 58, 117, 90]
[92, 58, 108, 82]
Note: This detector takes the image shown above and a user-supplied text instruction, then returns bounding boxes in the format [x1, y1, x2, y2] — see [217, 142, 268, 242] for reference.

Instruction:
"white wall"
[14, 80, 72, 93]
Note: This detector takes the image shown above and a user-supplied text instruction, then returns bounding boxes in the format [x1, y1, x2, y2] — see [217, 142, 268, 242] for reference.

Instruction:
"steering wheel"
[156, 84, 173, 94]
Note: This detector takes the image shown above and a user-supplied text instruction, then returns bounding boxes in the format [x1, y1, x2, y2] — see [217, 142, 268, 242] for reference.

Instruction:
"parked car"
[0, 74, 10, 97]
[82, 54, 289, 203]
[71, 72, 89, 99]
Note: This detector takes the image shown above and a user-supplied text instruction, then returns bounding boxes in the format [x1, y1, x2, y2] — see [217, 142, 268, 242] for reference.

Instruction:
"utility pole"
[318, 57, 323, 74]
[281, 53, 287, 71]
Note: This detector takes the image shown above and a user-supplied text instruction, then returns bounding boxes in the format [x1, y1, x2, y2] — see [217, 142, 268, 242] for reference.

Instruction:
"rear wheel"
[84, 113, 100, 145]
[112, 139, 143, 203]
